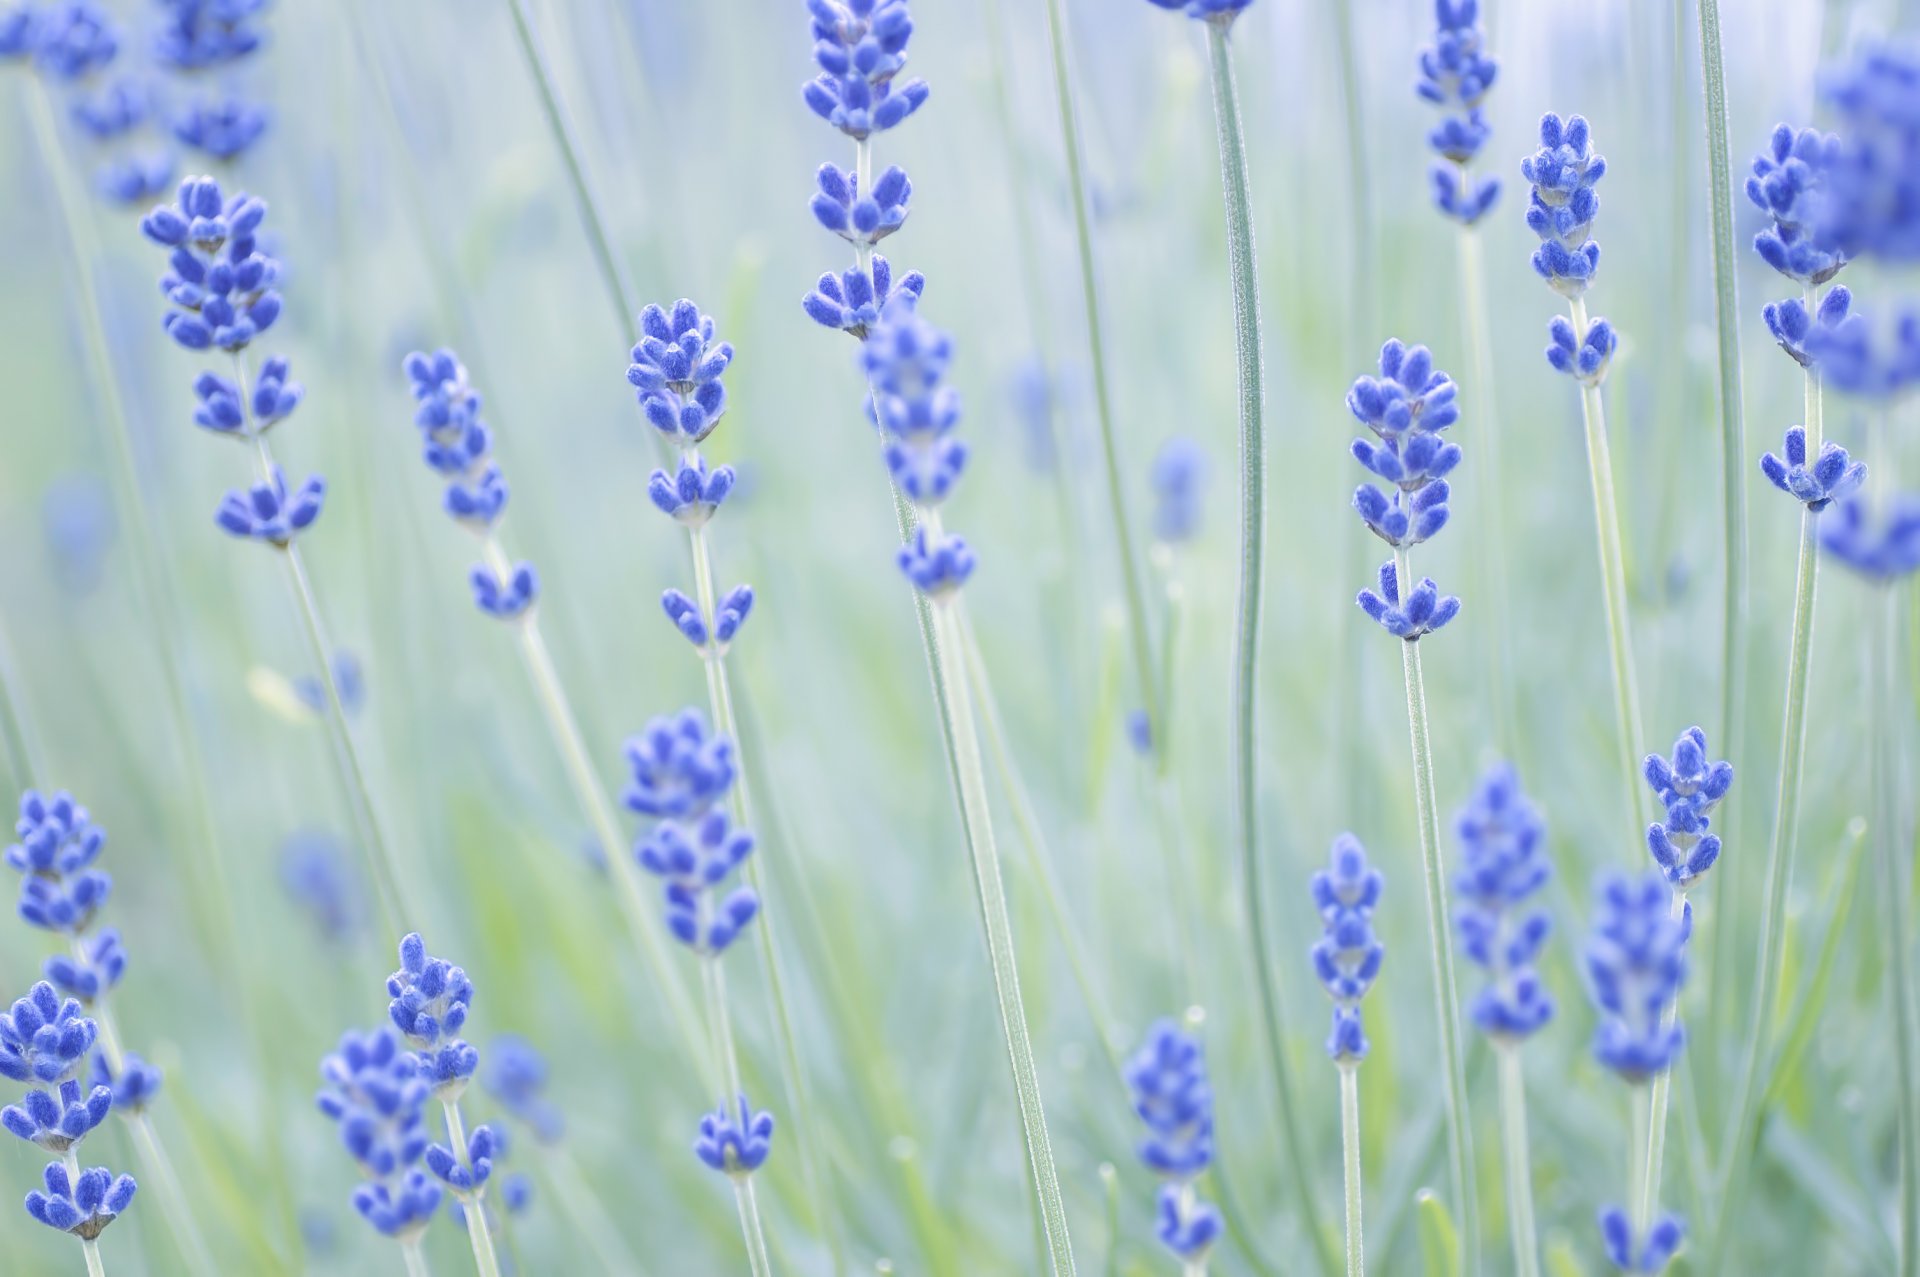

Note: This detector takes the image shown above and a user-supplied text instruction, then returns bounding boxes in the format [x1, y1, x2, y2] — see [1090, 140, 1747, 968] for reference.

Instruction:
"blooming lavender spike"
[1599, 1206, 1686, 1273]
[1758, 427, 1865, 512]
[1150, 438, 1207, 544]
[140, 176, 282, 352]
[1521, 113, 1606, 298]
[0, 983, 99, 1084]
[649, 455, 737, 527]
[1311, 835, 1385, 1062]
[5, 790, 113, 936]
[1, 1077, 114, 1152]
[628, 301, 734, 446]
[801, 0, 929, 138]
[1347, 339, 1461, 550]
[352, 1169, 441, 1243]
[1124, 1021, 1215, 1178]
[173, 95, 268, 162]
[1357, 559, 1460, 641]
[316, 1028, 432, 1181]
[88, 1052, 161, 1115]
[1418, 0, 1501, 224]
[23, 1161, 136, 1241]
[802, 254, 925, 338]
[1820, 492, 1920, 582]
[1817, 41, 1920, 261]
[811, 162, 912, 245]
[30, 1, 117, 80]
[386, 935, 473, 1049]
[1763, 285, 1850, 369]
[635, 806, 761, 955]
[214, 467, 325, 546]
[622, 710, 737, 819]
[42, 928, 125, 1004]
[1454, 764, 1554, 1039]
[694, 1093, 775, 1177]
[1746, 123, 1846, 285]
[1585, 872, 1689, 1081]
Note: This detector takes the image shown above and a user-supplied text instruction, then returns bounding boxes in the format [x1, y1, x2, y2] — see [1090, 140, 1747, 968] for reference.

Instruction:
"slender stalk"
[1391, 543, 1479, 1276]
[681, 520, 843, 1268]
[924, 557, 1076, 1275]
[1040, 0, 1163, 757]
[473, 538, 711, 1081]
[1568, 295, 1648, 832]
[1877, 581, 1920, 1277]
[1638, 890, 1688, 1240]
[1456, 228, 1517, 751]
[1495, 1044, 1541, 1277]
[1100, 1164, 1120, 1277]
[542, 1146, 647, 1276]
[126, 1111, 215, 1277]
[1630, 1086, 1651, 1237]
[82, 1238, 107, 1277]
[1198, 19, 1338, 1275]
[402, 1240, 433, 1277]
[1710, 401, 1823, 1272]
[442, 1101, 503, 1277]
[1339, 1064, 1365, 1277]
[240, 420, 409, 937]
[731, 1177, 775, 1277]
[503, 0, 633, 337]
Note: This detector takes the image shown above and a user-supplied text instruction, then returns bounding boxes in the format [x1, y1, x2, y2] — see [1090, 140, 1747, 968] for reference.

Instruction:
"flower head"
[70, 78, 147, 140]
[649, 455, 737, 528]
[628, 300, 733, 445]
[386, 934, 473, 1050]
[214, 467, 325, 546]
[1585, 872, 1689, 1082]
[140, 176, 282, 352]
[42, 929, 125, 1004]
[278, 831, 363, 942]
[661, 585, 755, 653]
[1418, 0, 1501, 224]
[1310, 835, 1384, 1062]
[1545, 314, 1617, 385]
[469, 562, 538, 621]
[1, 1077, 114, 1152]
[802, 254, 925, 339]
[694, 1093, 774, 1177]
[23, 1162, 136, 1241]
[31, 1, 117, 81]
[1763, 285, 1851, 369]
[802, 0, 929, 138]
[1155, 1183, 1224, 1261]
[1124, 1020, 1214, 1178]
[1521, 113, 1606, 296]
[1759, 427, 1865, 512]
[173, 94, 268, 162]
[482, 1035, 564, 1144]
[622, 710, 736, 819]
[811, 162, 911, 246]
[635, 807, 761, 955]
[1802, 300, 1920, 398]
[316, 1027, 432, 1179]
[1347, 342, 1460, 548]
[897, 526, 975, 598]
[88, 1052, 161, 1115]
[1150, 437, 1208, 544]
[6, 792, 113, 934]
[1357, 560, 1460, 641]
[425, 1122, 497, 1196]
[1820, 492, 1920, 583]
[1454, 764, 1554, 1039]
[1747, 123, 1846, 284]
[1817, 40, 1920, 261]
[351, 1169, 441, 1242]
[0, 983, 99, 1084]
[153, 0, 266, 72]
[1599, 1208, 1686, 1273]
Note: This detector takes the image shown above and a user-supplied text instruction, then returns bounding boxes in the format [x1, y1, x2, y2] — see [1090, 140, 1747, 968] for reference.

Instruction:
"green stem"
[700, 955, 775, 1269]
[1339, 1064, 1365, 1277]
[1711, 408, 1823, 1272]
[1877, 582, 1920, 1277]
[1100, 1164, 1120, 1277]
[503, 0, 633, 337]
[474, 537, 712, 1083]
[683, 520, 843, 1268]
[1638, 889, 1688, 1241]
[923, 536, 1076, 1275]
[442, 1101, 503, 1277]
[731, 1176, 775, 1277]
[1456, 227, 1517, 753]
[1040, 0, 1163, 757]
[1495, 1044, 1541, 1277]
[82, 1238, 106, 1277]
[1568, 295, 1648, 831]
[1630, 1086, 1651, 1237]
[126, 1110, 217, 1277]
[1202, 19, 1338, 1276]
[542, 1146, 648, 1277]
[1392, 544, 1479, 1277]
[402, 1240, 433, 1277]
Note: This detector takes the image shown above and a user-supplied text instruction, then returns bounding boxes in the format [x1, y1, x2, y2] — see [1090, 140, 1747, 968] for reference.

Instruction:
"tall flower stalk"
[800, 4, 1075, 1268]
[1417, 0, 1513, 750]
[1310, 836, 1385, 1277]
[1347, 340, 1477, 1271]
[1521, 113, 1645, 828]
[1453, 764, 1554, 1277]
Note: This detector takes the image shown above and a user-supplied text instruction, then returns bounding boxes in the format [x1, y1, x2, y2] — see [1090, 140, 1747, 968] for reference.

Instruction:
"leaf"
[1416, 1189, 1461, 1277]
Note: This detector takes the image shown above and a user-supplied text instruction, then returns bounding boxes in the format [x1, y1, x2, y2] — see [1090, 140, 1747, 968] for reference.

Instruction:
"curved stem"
[924, 552, 1076, 1275]
[683, 522, 842, 1268]
[442, 1101, 503, 1277]
[1568, 296, 1647, 834]
[1456, 228, 1516, 753]
[1877, 581, 1920, 1277]
[732, 1177, 775, 1277]
[1040, 0, 1163, 757]
[1392, 545, 1479, 1277]
[1339, 1064, 1365, 1277]
[474, 537, 712, 1085]
[1638, 890, 1688, 1241]
[1495, 1044, 1541, 1277]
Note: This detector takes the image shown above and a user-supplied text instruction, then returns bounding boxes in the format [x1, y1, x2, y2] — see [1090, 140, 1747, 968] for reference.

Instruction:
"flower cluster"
[140, 177, 281, 352]
[1762, 285, 1850, 369]
[1643, 728, 1732, 891]
[1124, 1021, 1222, 1267]
[1802, 298, 1920, 398]
[1453, 764, 1553, 1039]
[1585, 872, 1689, 1082]
[1521, 114, 1606, 295]
[1417, 0, 1500, 224]
[23, 1162, 136, 1242]
[387, 933, 479, 1099]
[316, 1027, 439, 1241]
[5, 790, 110, 934]
[801, 0, 928, 138]
[156, 0, 273, 164]
[1818, 40, 1920, 262]
[401, 349, 540, 622]
[1150, 437, 1207, 545]
[1748, 124, 1846, 285]
[865, 302, 977, 594]
[695, 1094, 776, 1178]
[1144, 0, 1258, 23]
[802, 255, 925, 339]
[1310, 835, 1384, 1062]
[624, 711, 761, 955]
[69, 77, 173, 205]
[24, 1, 116, 80]
[1759, 426, 1865, 512]
[1821, 492, 1920, 583]
[482, 1035, 564, 1144]
[811, 162, 910, 246]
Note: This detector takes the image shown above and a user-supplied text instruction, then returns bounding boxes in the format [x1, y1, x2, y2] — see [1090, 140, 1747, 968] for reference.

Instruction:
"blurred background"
[0, 0, 1912, 1272]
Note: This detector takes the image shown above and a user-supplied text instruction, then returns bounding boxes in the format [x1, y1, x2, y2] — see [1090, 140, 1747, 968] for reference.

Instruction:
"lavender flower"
[139, 176, 282, 352]
[1585, 872, 1689, 1082]
[622, 710, 737, 819]
[694, 1094, 775, 1178]
[1347, 340, 1460, 549]
[802, 255, 925, 338]
[627, 300, 733, 446]
[213, 467, 325, 546]
[1759, 427, 1865, 512]
[173, 95, 268, 162]
[482, 1035, 564, 1144]
[387, 934, 473, 1049]
[636, 807, 761, 955]
[0, 982, 99, 1084]
[42, 929, 124, 1004]
[1802, 300, 1920, 398]
[316, 1028, 433, 1181]
[1123, 1021, 1222, 1265]
[801, 0, 929, 138]
[1545, 314, 1618, 385]
[352, 1169, 441, 1243]
[1454, 764, 1553, 1039]
[1311, 835, 1385, 1062]
[88, 1052, 160, 1116]
[23, 1161, 136, 1241]
[470, 563, 538, 620]
[1521, 113, 1606, 298]
[1747, 124, 1846, 285]
[29, 0, 115, 81]
[5, 790, 111, 936]
[661, 585, 755, 653]
[1762, 286, 1850, 369]
[1357, 559, 1460, 641]
[1817, 40, 1920, 262]
[1144, 0, 1258, 22]
[1418, 0, 1500, 224]
[864, 299, 969, 508]
[1821, 492, 1920, 582]
[1600, 1210, 1686, 1273]
[811, 162, 911, 246]
[649, 455, 737, 528]
[425, 1123, 497, 1196]
[2, 1077, 113, 1152]
[1150, 437, 1207, 544]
